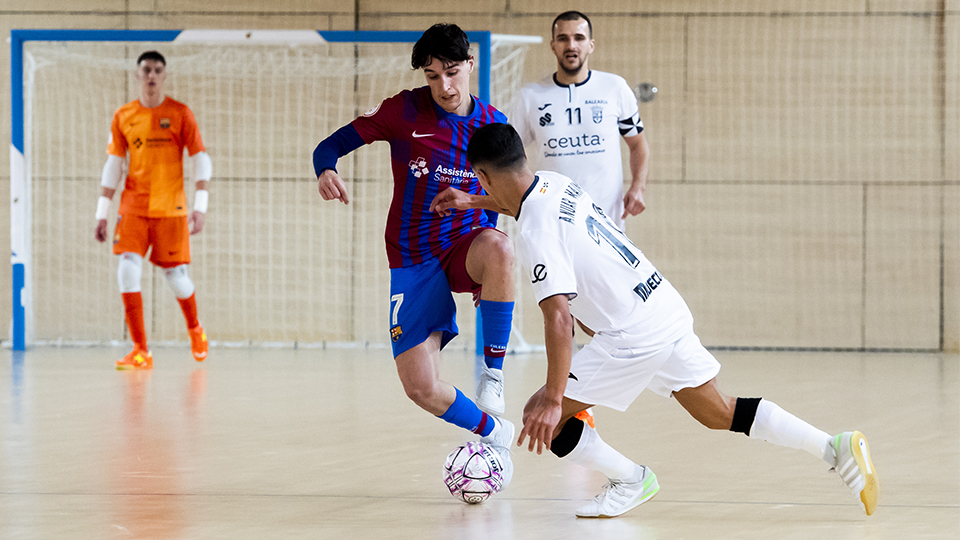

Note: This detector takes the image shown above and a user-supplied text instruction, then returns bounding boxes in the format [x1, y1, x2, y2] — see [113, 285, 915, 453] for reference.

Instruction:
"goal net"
[13, 30, 541, 350]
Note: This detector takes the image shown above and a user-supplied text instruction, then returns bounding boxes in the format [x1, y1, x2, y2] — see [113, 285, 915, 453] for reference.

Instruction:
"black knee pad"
[550, 416, 585, 458]
[730, 397, 761, 436]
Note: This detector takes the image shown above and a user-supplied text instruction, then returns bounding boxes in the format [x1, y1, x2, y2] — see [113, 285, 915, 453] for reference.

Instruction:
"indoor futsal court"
[3, 1, 959, 539]
[1, 347, 957, 538]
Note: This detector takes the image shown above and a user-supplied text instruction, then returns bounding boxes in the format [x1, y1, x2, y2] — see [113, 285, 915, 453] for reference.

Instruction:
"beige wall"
[3, 1, 957, 351]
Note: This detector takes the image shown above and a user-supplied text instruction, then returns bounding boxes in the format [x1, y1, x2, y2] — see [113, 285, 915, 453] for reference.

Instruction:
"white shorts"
[564, 330, 722, 411]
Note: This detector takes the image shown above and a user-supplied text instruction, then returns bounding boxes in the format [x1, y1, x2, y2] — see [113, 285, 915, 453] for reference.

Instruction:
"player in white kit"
[511, 10, 649, 230]
[459, 123, 879, 519]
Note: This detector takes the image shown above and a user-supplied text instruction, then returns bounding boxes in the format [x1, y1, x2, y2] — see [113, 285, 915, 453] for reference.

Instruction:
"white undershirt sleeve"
[100, 154, 124, 189]
[193, 151, 212, 181]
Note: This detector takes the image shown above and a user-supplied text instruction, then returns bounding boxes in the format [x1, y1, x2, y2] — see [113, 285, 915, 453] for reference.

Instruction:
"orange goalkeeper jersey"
[107, 97, 205, 217]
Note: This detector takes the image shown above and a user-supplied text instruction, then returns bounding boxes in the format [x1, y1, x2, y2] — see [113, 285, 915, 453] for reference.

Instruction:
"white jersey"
[511, 71, 642, 228]
[515, 171, 692, 350]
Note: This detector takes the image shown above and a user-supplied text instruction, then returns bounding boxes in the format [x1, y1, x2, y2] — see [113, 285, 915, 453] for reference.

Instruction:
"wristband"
[95, 196, 111, 220]
[194, 189, 209, 213]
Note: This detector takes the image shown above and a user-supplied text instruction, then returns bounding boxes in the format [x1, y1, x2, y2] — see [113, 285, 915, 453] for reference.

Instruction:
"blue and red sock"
[438, 387, 496, 437]
[479, 299, 513, 370]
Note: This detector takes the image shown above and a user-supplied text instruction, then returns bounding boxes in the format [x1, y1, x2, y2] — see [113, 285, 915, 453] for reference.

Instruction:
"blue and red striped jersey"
[351, 86, 507, 269]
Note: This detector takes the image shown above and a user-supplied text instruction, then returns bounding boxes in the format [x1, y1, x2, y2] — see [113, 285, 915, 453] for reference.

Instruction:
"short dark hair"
[137, 50, 166, 66]
[411, 23, 471, 70]
[467, 123, 526, 172]
[552, 11, 592, 39]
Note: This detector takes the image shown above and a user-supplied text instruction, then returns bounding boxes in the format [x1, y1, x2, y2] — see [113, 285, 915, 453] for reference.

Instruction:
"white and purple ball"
[442, 441, 505, 504]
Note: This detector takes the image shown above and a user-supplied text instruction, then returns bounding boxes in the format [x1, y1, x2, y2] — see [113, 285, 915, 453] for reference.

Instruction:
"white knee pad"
[117, 253, 143, 293]
[163, 264, 196, 299]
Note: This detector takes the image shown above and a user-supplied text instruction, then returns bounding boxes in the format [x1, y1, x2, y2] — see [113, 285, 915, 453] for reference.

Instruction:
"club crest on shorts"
[391, 325, 403, 342]
[159, 118, 171, 129]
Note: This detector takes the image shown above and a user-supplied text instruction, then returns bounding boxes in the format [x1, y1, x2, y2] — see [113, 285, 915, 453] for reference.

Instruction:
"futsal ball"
[442, 441, 505, 504]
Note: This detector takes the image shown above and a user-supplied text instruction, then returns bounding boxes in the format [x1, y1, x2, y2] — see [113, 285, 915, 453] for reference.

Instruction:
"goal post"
[10, 28, 542, 352]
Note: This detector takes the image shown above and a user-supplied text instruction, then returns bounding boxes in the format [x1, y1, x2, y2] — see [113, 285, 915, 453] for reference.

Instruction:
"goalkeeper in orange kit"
[95, 50, 210, 370]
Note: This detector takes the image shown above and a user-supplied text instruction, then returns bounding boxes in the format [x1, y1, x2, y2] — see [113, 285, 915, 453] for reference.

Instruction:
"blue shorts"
[389, 258, 458, 357]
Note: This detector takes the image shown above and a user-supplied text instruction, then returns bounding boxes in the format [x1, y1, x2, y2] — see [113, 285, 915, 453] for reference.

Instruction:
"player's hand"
[189, 211, 205, 235]
[430, 188, 473, 216]
[318, 169, 350, 204]
[517, 393, 562, 455]
[622, 187, 646, 219]
[94, 219, 108, 243]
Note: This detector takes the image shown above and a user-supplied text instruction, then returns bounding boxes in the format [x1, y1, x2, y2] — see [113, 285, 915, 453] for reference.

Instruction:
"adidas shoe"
[188, 323, 208, 362]
[476, 366, 505, 416]
[481, 417, 515, 487]
[830, 431, 879, 516]
[576, 465, 659, 518]
[115, 349, 153, 371]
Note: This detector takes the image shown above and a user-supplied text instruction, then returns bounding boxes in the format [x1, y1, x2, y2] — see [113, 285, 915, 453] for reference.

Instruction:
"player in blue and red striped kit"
[312, 24, 516, 479]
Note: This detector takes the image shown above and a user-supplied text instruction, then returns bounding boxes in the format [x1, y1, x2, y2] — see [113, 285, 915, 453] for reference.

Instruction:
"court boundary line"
[0, 491, 956, 511]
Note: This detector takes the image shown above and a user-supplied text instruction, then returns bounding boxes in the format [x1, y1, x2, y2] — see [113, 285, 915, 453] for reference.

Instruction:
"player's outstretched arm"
[622, 132, 650, 218]
[313, 124, 366, 206]
[518, 294, 574, 454]
[430, 187, 510, 216]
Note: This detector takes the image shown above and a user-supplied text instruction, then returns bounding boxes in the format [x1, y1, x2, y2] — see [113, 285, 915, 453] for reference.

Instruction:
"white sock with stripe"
[750, 399, 833, 464]
[565, 425, 642, 482]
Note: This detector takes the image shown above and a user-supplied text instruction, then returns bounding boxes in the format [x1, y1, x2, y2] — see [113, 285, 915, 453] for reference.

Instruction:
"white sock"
[750, 399, 832, 463]
[565, 425, 641, 482]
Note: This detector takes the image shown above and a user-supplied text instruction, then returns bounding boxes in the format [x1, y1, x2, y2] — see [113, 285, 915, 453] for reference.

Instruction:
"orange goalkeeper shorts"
[113, 214, 191, 268]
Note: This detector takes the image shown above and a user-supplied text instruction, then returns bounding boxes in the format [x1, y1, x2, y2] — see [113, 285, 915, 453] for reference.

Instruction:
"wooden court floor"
[1, 345, 957, 539]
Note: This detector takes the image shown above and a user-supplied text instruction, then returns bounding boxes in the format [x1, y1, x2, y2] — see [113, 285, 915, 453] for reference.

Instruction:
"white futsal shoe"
[576, 465, 660, 518]
[481, 417, 514, 487]
[476, 366, 505, 415]
[829, 431, 879, 516]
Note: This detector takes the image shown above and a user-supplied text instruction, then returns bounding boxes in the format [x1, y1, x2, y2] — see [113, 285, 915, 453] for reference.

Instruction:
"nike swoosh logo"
[412, 131, 435, 138]
[538, 103, 551, 111]
[568, 372, 578, 381]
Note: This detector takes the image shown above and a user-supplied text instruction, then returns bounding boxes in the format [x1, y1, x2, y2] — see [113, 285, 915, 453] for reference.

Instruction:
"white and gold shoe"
[830, 431, 879, 516]
[576, 465, 659, 518]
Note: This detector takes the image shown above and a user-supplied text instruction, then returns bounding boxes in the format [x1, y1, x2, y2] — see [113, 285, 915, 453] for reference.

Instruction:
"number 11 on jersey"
[585, 213, 639, 268]
[583, 207, 664, 303]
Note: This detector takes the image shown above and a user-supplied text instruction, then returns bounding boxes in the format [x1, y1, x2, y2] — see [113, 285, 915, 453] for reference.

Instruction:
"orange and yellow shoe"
[574, 408, 596, 429]
[115, 349, 153, 371]
[188, 323, 208, 362]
